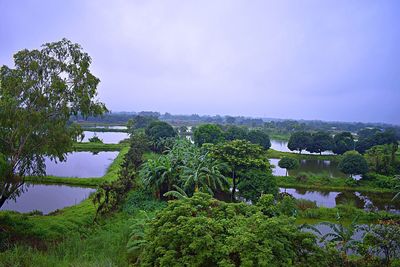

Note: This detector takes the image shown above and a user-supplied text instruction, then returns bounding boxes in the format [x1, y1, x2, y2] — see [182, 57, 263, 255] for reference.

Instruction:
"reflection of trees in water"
[335, 191, 365, 209]
[357, 192, 400, 212]
[0, 177, 28, 208]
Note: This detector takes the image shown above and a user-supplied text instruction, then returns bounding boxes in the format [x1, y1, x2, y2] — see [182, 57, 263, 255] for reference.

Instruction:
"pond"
[270, 158, 345, 177]
[45, 151, 118, 178]
[80, 131, 129, 144]
[270, 139, 334, 155]
[280, 188, 400, 213]
[0, 183, 95, 214]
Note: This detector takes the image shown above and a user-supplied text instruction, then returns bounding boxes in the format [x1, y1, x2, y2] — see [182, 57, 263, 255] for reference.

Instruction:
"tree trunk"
[231, 170, 236, 202]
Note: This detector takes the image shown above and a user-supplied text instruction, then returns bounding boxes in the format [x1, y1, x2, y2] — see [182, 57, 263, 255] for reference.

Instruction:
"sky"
[1, 0, 399, 124]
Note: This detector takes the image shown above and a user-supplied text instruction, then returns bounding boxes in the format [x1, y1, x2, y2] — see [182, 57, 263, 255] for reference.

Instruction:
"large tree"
[306, 131, 334, 155]
[338, 151, 369, 178]
[246, 129, 271, 150]
[332, 132, 355, 155]
[288, 131, 312, 154]
[207, 140, 269, 201]
[0, 39, 107, 208]
[278, 157, 299, 176]
[193, 124, 225, 146]
[224, 125, 248, 141]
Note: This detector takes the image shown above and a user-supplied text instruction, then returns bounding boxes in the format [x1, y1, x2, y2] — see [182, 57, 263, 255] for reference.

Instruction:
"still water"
[270, 158, 345, 177]
[80, 131, 129, 144]
[270, 139, 334, 155]
[280, 188, 400, 213]
[0, 183, 95, 214]
[45, 151, 118, 177]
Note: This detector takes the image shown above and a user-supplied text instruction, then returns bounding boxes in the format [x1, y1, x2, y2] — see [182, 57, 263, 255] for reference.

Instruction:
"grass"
[72, 142, 125, 152]
[25, 146, 129, 187]
[266, 149, 340, 161]
[276, 173, 398, 193]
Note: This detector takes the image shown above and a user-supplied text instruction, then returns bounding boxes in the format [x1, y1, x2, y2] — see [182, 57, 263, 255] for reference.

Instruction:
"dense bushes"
[131, 193, 332, 266]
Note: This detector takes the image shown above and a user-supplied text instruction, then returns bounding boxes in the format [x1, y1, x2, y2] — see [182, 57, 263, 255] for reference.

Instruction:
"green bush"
[296, 199, 318, 211]
[122, 190, 166, 215]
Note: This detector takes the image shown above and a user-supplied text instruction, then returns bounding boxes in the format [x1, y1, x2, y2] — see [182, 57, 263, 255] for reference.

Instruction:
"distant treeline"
[72, 111, 400, 138]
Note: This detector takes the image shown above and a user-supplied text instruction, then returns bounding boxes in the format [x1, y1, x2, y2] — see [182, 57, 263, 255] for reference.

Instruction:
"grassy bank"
[25, 146, 129, 187]
[266, 149, 340, 161]
[276, 174, 397, 193]
[72, 142, 125, 152]
[81, 127, 128, 133]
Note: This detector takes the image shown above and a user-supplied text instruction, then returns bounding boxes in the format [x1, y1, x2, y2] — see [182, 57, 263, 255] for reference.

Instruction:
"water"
[80, 131, 129, 144]
[270, 139, 334, 155]
[270, 158, 345, 177]
[280, 188, 400, 213]
[0, 183, 95, 214]
[45, 151, 118, 177]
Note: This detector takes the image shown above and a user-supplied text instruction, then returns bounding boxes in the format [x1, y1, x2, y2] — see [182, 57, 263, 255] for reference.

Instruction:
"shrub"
[296, 199, 317, 211]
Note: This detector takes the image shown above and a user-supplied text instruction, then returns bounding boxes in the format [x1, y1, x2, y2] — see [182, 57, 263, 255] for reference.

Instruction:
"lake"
[45, 151, 118, 177]
[270, 158, 345, 177]
[0, 183, 95, 214]
[280, 188, 400, 213]
[270, 139, 334, 155]
[80, 131, 129, 144]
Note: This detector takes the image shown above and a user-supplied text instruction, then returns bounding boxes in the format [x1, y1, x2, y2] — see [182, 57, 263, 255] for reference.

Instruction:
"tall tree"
[288, 131, 312, 154]
[306, 131, 334, 155]
[224, 125, 248, 141]
[193, 124, 225, 146]
[0, 39, 107, 208]
[332, 132, 355, 155]
[207, 140, 269, 201]
[338, 151, 369, 178]
[246, 129, 271, 150]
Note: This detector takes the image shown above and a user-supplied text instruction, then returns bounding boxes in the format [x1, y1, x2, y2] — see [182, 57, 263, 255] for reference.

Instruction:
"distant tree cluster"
[193, 124, 271, 149]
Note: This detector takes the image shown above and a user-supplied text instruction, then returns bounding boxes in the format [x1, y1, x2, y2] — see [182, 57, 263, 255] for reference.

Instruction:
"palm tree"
[181, 153, 229, 195]
[163, 185, 188, 199]
[320, 214, 360, 255]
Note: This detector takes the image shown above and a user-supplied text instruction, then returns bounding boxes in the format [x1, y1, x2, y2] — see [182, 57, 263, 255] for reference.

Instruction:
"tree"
[278, 157, 300, 176]
[224, 125, 248, 141]
[362, 221, 400, 266]
[128, 115, 157, 132]
[338, 151, 368, 178]
[0, 39, 107, 208]
[145, 121, 176, 148]
[332, 132, 355, 155]
[364, 144, 398, 175]
[246, 129, 271, 150]
[193, 124, 224, 146]
[288, 131, 312, 154]
[237, 169, 278, 203]
[134, 193, 328, 266]
[306, 131, 333, 155]
[207, 140, 269, 201]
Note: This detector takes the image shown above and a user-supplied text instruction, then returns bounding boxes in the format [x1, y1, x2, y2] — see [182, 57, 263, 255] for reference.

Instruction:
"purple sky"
[1, 1, 399, 124]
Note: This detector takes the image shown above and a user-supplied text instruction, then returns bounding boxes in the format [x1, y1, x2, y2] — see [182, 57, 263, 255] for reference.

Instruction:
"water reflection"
[80, 131, 129, 144]
[0, 183, 95, 214]
[270, 158, 345, 177]
[45, 151, 118, 177]
[280, 188, 400, 213]
[270, 139, 334, 155]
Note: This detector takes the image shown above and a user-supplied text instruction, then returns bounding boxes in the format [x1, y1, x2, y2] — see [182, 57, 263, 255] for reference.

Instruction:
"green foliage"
[135, 193, 328, 266]
[246, 129, 271, 150]
[306, 131, 334, 154]
[207, 139, 270, 200]
[237, 169, 278, 203]
[288, 131, 312, 154]
[355, 128, 398, 154]
[278, 157, 300, 176]
[224, 125, 248, 141]
[193, 123, 225, 146]
[276, 195, 298, 217]
[332, 132, 355, 155]
[140, 139, 229, 199]
[122, 189, 166, 215]
[295, 199, 318, 211]
[145, 121, 176, 145]
[365, 144, 399, 175]
[361, 220, 400, 266]
[128, 115, 158, 132]
[338, 151, 369, 177]
[0, 39, 107, 208]
[257, 194, 278, 217]
[88, 135, 103, 143]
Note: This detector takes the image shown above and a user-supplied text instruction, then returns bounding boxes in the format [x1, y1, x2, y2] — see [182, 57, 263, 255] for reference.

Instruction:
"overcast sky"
[1, 0, 399, 124]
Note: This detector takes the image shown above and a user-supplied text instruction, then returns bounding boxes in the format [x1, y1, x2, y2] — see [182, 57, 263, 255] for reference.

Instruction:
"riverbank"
[266, 149, 340, 161]
[25, 146, 129, 187]
[72, 142, 126, 152]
